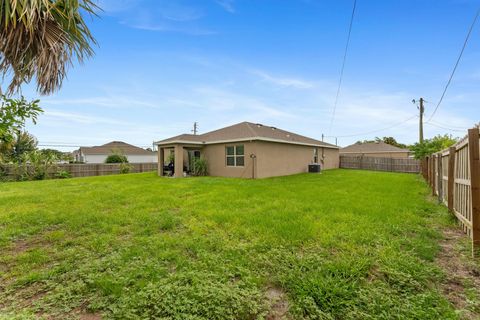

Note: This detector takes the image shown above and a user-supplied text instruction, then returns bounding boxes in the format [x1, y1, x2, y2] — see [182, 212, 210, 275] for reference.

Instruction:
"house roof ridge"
[244, 122, 259, 137]
[155, 122, 338, 149]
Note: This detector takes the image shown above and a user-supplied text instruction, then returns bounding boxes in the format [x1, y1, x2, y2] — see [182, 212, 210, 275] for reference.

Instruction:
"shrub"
[55, 170, 71, 179]
[192, 157, 208, 176]
[0, 163, 8, 181]
[16, 150, 58, 181]
[119, 162, 132, 174]
[105, 153, 128, 164]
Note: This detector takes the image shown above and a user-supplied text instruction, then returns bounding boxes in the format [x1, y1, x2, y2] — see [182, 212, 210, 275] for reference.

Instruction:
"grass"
[0, 169, 465, 319]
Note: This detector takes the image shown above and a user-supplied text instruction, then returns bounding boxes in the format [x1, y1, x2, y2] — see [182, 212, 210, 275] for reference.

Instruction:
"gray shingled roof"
[340, 141, 410, 154]
[79, 141, 155, 155]
[156, 122, 337, 148]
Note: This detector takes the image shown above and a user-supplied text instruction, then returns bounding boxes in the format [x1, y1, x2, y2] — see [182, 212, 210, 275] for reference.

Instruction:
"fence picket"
[339, 156, 420, 173]
[421, 127, 480, 258]
[1, 162, 157, 180]
[468, 129, 480, 256]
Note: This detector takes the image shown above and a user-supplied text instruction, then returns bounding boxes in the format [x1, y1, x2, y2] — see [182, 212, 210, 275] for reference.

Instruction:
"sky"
[20, 0, 480, 150]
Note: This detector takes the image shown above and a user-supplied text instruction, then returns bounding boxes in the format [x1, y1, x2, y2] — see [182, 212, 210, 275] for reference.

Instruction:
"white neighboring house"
[73, 141, 157, 164]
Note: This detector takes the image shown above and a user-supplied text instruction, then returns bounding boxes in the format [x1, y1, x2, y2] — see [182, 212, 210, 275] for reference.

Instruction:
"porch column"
[157, 147, 164, 176]
[174, 145, 184, 178]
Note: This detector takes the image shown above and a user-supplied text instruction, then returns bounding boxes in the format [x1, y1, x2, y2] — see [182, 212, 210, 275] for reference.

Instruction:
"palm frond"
[0, 0, 98, 95]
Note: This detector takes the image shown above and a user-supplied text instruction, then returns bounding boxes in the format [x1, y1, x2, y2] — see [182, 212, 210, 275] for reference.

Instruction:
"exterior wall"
[254, 141, 339, 178]
[340, 152, 411, 158]
[202, 140, 339, 179]
[203, 141, 257, 178]
[84, 154, 157, 164]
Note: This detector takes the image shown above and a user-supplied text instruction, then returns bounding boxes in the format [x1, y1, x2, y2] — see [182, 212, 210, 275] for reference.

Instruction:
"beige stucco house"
[340, 141, 411, 158]
[155, 122, 339, 179]
[73, 141, 157, 164]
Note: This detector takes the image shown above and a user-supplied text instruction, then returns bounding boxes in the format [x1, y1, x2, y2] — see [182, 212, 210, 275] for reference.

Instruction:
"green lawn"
[0, 169, 463, 319]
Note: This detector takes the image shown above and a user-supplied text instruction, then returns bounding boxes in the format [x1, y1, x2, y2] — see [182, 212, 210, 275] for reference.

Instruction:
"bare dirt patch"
[266, 286, 289, 320]
[437, 227, 480, 318]
[77, 312, 102, 320]
[69, 302, 103, 320]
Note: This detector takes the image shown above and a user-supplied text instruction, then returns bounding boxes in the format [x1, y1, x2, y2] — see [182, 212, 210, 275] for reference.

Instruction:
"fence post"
[423, 158, 427, 179]
[425, 156, 429, 182]
[431, 156, 436, 196]
[437, 153, 443, 203]
[428, 155, 433, 188]
[468, 128, 480, 257]
[448, 147, 456, 212]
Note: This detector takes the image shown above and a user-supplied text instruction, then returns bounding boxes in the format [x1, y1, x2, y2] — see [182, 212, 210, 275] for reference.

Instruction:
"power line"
[426, 7, 480, 122]
[325, 115, 418, 139]
[328, 0, 357, 134]
[424, 121, 467, 132]
[429, 120, 469, 130]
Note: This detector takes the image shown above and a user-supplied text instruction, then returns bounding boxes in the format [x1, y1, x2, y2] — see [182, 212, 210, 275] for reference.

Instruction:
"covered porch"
[157, 143, 203, 178]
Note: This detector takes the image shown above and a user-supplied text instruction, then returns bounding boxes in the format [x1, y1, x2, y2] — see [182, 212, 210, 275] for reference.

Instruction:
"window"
[226, 145, 245, 167]
[313, 148, 318, 163]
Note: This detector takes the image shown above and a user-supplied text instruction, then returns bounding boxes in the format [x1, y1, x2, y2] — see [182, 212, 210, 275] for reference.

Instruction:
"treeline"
[356, 135, 458, 159]
[0, 131, 73, 181]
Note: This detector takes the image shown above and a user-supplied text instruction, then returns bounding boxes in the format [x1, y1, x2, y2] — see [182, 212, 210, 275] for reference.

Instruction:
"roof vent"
[271, 126, 277, 130]
[286, 134, 290, 138]
[256, 123, 263, 127]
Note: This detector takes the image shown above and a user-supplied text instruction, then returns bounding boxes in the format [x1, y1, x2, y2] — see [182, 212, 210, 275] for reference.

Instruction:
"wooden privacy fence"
[422, 128, 480, 257]
[340, 155, 420, 173]
[1, 162, 157, 179]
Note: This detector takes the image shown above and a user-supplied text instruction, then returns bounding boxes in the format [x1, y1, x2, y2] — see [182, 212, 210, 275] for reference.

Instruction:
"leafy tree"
[380, 136, 408, 149]
[0, 96, 42, 143]
[356, 136, 409, 149]
[0, 0, 98, 95]
[40, 148, 71, 162]
[0, 131, 37, 163]
[410, 134, 458, 159]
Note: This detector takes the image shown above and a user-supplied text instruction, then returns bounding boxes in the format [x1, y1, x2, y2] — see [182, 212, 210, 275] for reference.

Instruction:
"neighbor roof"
[78, 141, 154, 155]
[340, 141, 410, 154]
[155, 122, 338, 149]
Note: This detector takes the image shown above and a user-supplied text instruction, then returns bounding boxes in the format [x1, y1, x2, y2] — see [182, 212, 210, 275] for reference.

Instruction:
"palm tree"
[0, 0, 98, 95]
[0, 130, 37, 162]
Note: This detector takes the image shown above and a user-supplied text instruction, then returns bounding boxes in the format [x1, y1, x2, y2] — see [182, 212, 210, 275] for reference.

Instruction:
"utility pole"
[412, 98, 425, 144]
[419, 98, 424, 143]
[322, 133, 324, 142]
[192, 122, 198, 135]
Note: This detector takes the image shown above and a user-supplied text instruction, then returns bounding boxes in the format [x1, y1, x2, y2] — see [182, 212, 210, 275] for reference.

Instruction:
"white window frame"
[226, 145, 245, 167]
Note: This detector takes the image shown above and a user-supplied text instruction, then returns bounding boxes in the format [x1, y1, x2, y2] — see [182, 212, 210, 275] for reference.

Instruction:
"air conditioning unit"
[308, 164, 321, 173]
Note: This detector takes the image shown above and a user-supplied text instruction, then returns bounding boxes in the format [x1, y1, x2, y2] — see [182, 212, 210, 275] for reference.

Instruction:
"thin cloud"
[42, 96, 159, 109]
[98, 0, 215, 35]
[130, 23, 217, 35]
[251, 70, 316, 89]
[44, 110, 129, 126]
[215, 0, 235, 13]
[191, 86, 299, 120]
